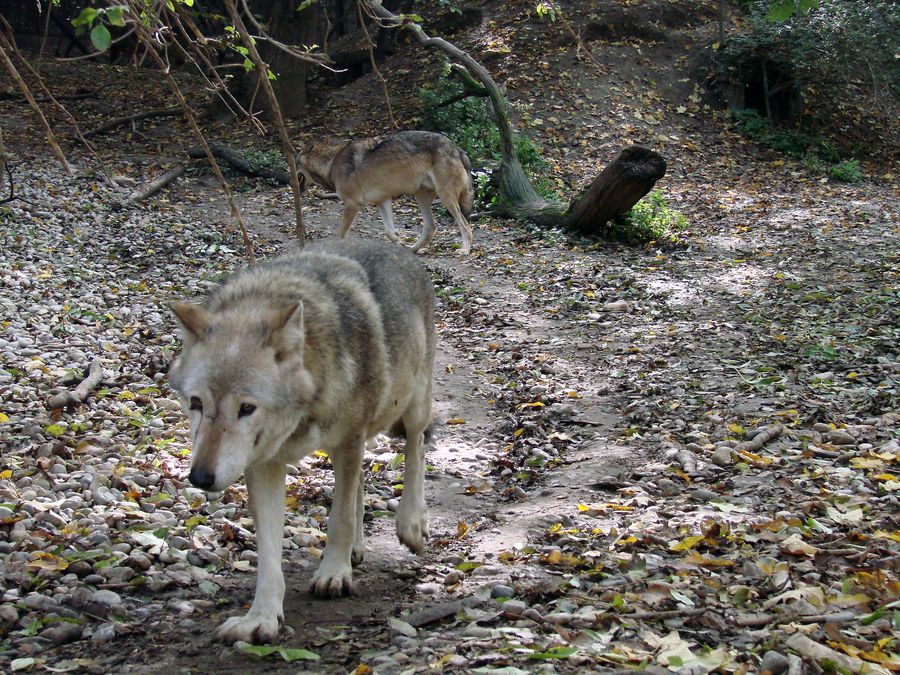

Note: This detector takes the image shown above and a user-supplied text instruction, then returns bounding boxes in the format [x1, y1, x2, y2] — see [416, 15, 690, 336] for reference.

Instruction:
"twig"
[0, 30, 71, 175]
[229, 0, 306, 247]
[357, 0, 397, 130]
[47, 359, 104, 410]
[734, 424, 783, 452]
[126, 164, 186, 204]
[126, 4, 256, 262]
[785, 633, 880, 674]
[86, 106, 182, 137]
[0, 14, 113, 185]
[542, 2, 605, 71]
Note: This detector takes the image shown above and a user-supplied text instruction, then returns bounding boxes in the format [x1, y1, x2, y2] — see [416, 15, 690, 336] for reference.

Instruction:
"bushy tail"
[458, 149, 475, 217]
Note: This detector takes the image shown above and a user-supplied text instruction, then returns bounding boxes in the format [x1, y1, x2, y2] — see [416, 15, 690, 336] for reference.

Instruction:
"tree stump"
[563, 146, 667, 236]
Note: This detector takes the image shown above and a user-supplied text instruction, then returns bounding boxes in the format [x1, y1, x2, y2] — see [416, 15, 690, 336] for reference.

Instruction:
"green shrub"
[419, 63, 556, 207]
[609, 190, 686, 245]
[829, 159, 864, 183]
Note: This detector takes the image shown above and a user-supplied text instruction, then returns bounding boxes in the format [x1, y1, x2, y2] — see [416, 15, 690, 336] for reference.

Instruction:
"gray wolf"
[168, 239, 435, 644]
[296, 130, 474, 255]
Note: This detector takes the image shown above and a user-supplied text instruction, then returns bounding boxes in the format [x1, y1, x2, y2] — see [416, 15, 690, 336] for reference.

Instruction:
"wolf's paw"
[215, 610, 282, 644]
[396, 503, 429, 554]
[309, 561, 353, 597]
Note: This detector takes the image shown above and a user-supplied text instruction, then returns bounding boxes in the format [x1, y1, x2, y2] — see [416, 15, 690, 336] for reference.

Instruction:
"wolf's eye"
[238, 402, 257, 418]
[189, 396, 203, 412]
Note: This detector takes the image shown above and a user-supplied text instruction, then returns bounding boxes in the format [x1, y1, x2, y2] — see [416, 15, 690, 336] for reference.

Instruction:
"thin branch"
[0, 32, 72, 175]
[357, 0, 396, 130]
[125, 1, 256, 262]
[228, 0, 306, 247]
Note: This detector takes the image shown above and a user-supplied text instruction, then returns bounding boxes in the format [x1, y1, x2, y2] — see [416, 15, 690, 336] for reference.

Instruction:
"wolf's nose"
[188, 466, 215, 490]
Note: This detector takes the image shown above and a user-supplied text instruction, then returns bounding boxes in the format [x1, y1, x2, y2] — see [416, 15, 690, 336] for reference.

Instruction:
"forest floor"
[1, 1, 899, 674]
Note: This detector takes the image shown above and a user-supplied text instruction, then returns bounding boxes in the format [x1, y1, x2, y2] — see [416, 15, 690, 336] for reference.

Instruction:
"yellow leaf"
[779, 533, 817, 556]
[850, 457, 883, 469]
[541, 550, 584, 568]
[0, 412, 8, 422]
[0, 469, 11, 479]
[670, 535, 705, 551]
[445, 418, 466, 425]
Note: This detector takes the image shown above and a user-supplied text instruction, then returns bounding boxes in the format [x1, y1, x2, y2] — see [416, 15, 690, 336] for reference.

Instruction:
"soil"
[1, 1, 898, 674]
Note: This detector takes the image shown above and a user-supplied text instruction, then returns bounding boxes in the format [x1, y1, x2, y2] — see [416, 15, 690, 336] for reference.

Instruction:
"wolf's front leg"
[216, 460, 287, 644]
[310, 440, 363, 597]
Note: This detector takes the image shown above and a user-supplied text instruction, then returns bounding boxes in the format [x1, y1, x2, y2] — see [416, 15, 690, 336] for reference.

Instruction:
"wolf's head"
[168, 301, 316, 492]
[295, 139, 340, 193]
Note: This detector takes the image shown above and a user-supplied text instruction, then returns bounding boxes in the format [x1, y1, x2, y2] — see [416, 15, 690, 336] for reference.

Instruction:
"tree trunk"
[563, 146, 667, 235]
[227, 0, 319, 118]
[366, 1, 666, 236]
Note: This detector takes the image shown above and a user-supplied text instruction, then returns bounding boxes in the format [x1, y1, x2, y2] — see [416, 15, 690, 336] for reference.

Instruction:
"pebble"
[491, 584, 515, 598]
[761, 650, 790, 674]
[40, 622, 84, 646]
[710, 446, 733, 466]
[91, 590, 123, 607]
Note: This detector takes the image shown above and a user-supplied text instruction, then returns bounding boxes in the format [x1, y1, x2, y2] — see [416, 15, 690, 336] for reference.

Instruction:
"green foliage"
[731, 109, 865, 180]
[241, 148, 287, 176]
[731, 108, 816, 157]
[718, 0, 900, 129]
[609, 190, 686, 245]
[829, 159, 864, 183]
[418, 63, 556, 207]
[72, 4, 128, 52]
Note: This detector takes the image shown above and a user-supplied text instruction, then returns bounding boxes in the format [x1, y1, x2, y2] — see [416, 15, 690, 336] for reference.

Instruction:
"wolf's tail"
[458, 149, 475, 217]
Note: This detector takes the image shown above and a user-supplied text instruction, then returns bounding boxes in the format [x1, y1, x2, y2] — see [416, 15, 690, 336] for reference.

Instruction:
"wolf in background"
[296, 130, 475, 254]
[168, 239, 436, 643]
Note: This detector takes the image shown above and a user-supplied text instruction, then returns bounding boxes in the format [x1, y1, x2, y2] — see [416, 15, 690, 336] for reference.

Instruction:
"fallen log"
[126, 165, 185, 204]
[86, 105, 182, 136]
[185, 143, 291, 184]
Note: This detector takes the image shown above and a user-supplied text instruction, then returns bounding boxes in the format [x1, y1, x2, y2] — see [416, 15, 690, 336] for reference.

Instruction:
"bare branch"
[226, 0, 306, 246]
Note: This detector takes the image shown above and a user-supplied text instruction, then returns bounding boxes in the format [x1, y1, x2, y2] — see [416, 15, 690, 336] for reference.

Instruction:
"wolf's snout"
[189, 466, 216, 490]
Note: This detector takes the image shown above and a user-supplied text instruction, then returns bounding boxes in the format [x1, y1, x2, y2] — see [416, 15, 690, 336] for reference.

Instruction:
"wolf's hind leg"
[215, 460, 286, 644]
[411, 191, 437, 253]
[395, 391, 430, 553]
[335, 204, 361, 238]
[375, 200, 400, 243]
[351, 469, 366, 565]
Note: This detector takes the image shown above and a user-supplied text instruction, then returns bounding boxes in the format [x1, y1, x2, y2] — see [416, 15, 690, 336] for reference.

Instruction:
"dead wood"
[47, 359, 103, 410]
[86, 105, 182, 137]
[186, 143, 290, 184]
[126, 164, 186, 204]
[0, 31, 71, 175]
[734, 424, 784, 452]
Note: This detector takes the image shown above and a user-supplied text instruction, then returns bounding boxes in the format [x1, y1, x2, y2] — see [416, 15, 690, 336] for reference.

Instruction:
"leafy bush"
[829, 159, 864, 183]
[731, 109, 865, 180]
[419, 63, 556, 207]
[609, 191, 686, 245]
[715, 0, 899, 154]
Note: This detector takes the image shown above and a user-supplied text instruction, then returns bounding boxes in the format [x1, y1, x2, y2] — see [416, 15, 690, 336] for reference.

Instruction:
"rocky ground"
[1, 1, 899, 673]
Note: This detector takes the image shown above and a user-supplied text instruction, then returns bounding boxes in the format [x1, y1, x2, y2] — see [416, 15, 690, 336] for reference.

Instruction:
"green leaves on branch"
[765, 0, 820, 22]
[72, 5, 127, 53]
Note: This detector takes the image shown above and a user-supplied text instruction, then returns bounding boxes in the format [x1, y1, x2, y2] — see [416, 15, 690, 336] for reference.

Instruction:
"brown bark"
[563, 146, 667, 235]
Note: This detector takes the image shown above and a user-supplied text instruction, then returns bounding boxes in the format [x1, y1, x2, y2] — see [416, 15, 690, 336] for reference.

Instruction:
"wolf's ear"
[264, 302, 305, 362]
[171, 302, 212, 342]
